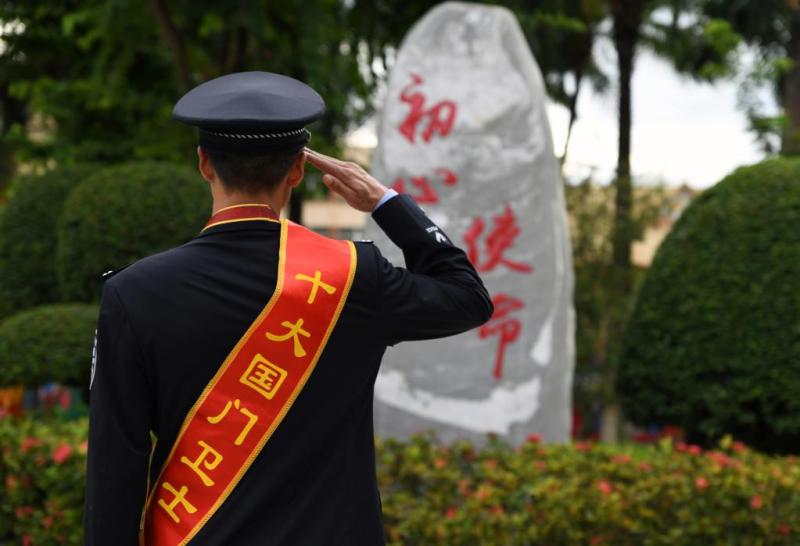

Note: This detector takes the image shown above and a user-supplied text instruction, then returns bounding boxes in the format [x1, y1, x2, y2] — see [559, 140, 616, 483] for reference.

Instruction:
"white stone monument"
[368, 2, 575, 444]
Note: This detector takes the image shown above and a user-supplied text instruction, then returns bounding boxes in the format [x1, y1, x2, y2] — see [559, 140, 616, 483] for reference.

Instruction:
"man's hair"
[206, 148, 301, 193]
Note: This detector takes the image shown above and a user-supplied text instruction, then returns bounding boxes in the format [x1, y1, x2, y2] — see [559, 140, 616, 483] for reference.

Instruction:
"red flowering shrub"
[2, 418, 800, 545]
[378, 435, 800, 545]
[0, 417, 85, 544]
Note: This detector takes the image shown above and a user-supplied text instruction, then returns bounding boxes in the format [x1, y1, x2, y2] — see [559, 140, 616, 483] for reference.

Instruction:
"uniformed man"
[83, 71, 492, 545]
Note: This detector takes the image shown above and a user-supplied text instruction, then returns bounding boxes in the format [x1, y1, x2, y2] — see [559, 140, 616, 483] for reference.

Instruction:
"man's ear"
[197, 147, 216, 184]
[286, 151, 306, 188]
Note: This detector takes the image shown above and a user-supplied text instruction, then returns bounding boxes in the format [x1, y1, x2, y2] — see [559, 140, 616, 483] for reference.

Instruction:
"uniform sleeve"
[370, 194, 493, 345]
[84, 283, 152, 546]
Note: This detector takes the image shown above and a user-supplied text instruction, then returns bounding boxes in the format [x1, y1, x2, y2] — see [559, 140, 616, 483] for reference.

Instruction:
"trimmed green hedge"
[1, 421, 799, 545]
[0, 304, 98, 389]
[0, 166, 95, 321]
[618, 158, 800, 453]
[56, 161, 210, 302]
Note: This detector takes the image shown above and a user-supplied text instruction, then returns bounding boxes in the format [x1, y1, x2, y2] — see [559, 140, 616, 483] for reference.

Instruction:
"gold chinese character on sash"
[158, 482, 197, 524]
[207, 398, 259, 446]
[265, 318, 311, 357]
[179, 440, 223, 487]
[240, 354, 287, 400]
[295, 270, 337, 304]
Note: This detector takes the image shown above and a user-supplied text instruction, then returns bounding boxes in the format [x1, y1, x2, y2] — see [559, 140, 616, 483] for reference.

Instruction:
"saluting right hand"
[304, 148, 389, 213]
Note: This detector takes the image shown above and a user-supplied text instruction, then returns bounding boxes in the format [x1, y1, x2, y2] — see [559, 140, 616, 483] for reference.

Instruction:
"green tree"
[0, 1, 382, 219]
[565, 179, 667, 434]
[0, 1, 187, 168]
[601, 0, 738, 440]
[147, 0, 378, 219]
[699, 0, 800, 155]
[0, 3, 89, 188]
[492, 0, 736, 439]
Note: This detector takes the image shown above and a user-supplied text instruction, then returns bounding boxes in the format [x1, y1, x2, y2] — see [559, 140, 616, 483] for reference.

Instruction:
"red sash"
[140, 208, 356, 545]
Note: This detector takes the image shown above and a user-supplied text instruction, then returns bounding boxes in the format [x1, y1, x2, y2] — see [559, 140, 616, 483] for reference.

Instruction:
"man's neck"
[211, 191, 282, 216]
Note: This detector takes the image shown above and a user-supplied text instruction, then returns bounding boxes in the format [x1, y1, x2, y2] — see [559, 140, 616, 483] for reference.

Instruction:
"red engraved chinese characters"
[393, 73, 459, 202]
[479, 294, 525, 380]
[463, 205, 534, 274]
[398, 73, 457, 144]
[391, 168, 458, 204]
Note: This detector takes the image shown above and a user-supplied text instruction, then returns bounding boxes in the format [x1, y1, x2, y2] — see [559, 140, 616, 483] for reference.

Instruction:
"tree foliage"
[698, 0, 800, 154]
[0, 0, 439, 220]
[0, 1, 619, 174]
[599, 0, 738, 440]
[619, 158, 800, 453]
[0, 1, 186, 168]
[0, 1, 381, 180]
[565, 181, 666, 418]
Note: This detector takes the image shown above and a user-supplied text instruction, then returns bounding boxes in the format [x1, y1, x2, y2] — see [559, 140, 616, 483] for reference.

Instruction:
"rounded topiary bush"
[618, 158, 800, 453]
[0, 303, 99, 388]
[56, 161, 210, 301]
[0, 165, 96, 321]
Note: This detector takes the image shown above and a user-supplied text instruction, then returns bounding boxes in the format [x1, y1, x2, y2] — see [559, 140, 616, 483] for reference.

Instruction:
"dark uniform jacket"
[83, 195, 493, 545]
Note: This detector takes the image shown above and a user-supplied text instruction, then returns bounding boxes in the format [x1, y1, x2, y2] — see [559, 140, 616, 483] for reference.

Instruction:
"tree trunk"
[560, 70, 584, 169]
[600, 402, 621, 443]
[0, 83, 27, 191]
[288, 60, 308, 224]
[289, 190, 303, 223]
[149, 0, 192, 91]
[223, 28, 248, 74]
[604, 0, 646, 443]
[782, 8, 800, 155]
[611, 1, 643, 284]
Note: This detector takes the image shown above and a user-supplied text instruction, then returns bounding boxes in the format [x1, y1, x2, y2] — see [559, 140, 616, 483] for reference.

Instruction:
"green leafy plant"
[0, 165, 95, 321]
[56, 161, 210, 302]
[618, 158, 800, 453]
[0, 304, 98, 389]
[564, 180, 667, 434]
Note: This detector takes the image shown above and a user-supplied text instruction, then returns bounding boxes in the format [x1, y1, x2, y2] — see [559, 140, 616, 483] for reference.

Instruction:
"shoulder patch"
[101, 264, 130, 280]
[90, 329, 98, 390]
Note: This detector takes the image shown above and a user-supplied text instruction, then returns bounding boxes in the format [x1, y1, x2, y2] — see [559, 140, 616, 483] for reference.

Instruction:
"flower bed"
[378, 435, 799, 545]
[1, 418, 86, 545]
[1, 418, 799, 545]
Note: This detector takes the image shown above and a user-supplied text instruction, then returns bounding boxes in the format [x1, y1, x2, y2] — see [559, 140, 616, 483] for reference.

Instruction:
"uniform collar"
[202, 203, 280, 232]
